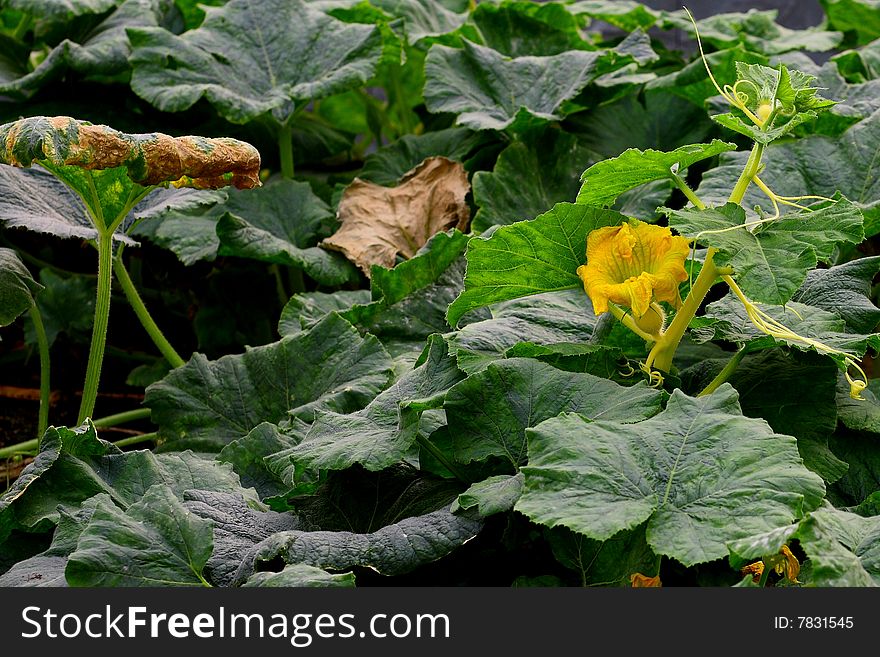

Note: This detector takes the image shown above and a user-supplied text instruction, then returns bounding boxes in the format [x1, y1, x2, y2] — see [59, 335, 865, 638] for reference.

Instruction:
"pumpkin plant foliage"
[2, 0, 880, 590]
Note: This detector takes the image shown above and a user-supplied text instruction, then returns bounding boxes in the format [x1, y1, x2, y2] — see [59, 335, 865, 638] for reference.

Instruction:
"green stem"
[278, 123, 294, 179]
[113, 432, 157, 449]
[588, 311, 615, 344]
[12, 14, 33, 41]
[113, 250, 185, 369]
[93, 408, 152, 429]
[671, 171, 706, 210]
[416, 434, 469, 484]
[29, 304, 51, 439]
[78, 231, 114, 424]
[287, 266, 305, 295]
[728, 143, 764, 205]
[648, 251, 730, 373]
[270, 264, 289, 308]
[698, 349, 745, 397]
[609, 303, 659, 343]
[0, 438, 38, 459]
[389, 64, 416, 136]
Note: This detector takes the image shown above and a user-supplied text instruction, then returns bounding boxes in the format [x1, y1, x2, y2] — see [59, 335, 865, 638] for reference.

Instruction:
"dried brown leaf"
[0, 116, 261, 189]
[321, 156, 470, 276]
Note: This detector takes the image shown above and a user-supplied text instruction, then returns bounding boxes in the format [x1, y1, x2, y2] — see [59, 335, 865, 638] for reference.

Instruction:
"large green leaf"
[183, 490, 301, 586]
[793, 256, 880, 334]
[0, 495, 104, 587]
[821, 0, 880, 46]
[443, 358, 664, 466]
[576, 140, 736, 208]
[467, 1, 590, 57]
[516, 385, 825, 566]
[798, 507, 880, 586]
[128, 0, 382, 124]
[0, 421, 254, 540]
[666, 200, 864, 305]
[0, 247, 42, 326]
[661, 8, 842, 55]
[243, 564, 356, 587]
[693, 293, 880, 367]
[0, 0, 168, 98]
[565, 91, 715, 160]
[145, 313, 394, 451]
[7, 0, 120, 21]
[473, 127, 594, 232]
[423, 40, 621, 131]
[215, 178, 358, 286]
[446, 203, 626, 327]
[696, 111, 880, 236]
[284, 335, 464, 472]
[65, 485, 214, 587]
[569, 1, 658, 32]
[232, 507, 482, 582]
[446, 289, 629, 375]
[0, 166, 120, 242]
[828, 430, 880, 505]
[369, 0, 468, 45]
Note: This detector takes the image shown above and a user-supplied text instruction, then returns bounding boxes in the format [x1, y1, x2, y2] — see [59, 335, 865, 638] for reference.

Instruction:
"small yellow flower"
[576, 220, 690, 318]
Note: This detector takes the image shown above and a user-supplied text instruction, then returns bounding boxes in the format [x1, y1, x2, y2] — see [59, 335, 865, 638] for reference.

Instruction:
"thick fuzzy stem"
[78, 232, 114, 424]
[29, 305, 51, 438]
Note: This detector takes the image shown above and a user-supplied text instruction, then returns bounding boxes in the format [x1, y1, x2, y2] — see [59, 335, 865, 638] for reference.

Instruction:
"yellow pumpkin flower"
[576, 220, 691, 318]
[630, 572, 662, 587]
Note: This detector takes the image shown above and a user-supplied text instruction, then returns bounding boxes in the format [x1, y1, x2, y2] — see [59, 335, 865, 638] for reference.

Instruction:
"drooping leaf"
[368, 0, 468, 45]
[833, 37, 880, 81]
[516, 385, 825, 566]
[576, 140, 736, 208]
[451, 473, 524, 517]
[243, 564, 356, 587]
[281, 335, 464, 472]
[7, 0, 120, 22]
[443, 358, 664, 466]
[0, 248, 42, 326]
[0, 115, 261, 190]
[820, 0, 880, 46]
[128, 0, 382, 125]
[215, 178, 358, 286]
[423, 39, 623, 131]
[183, 490, 302, 586]
[473, 127, 595, 232]
[0, 495, 104, 588]
[446, 203, 626, 327]
[569, 1, 658, 32]
[467, 1, 591, 57]
[322, 157, 470, 276]
[232, 507, 482, 582]
[65, 485, 214, 587]
[0, 421, 256, 539]
[145, 313, 394, 451]
[0, 0, 169, 98]
[666, 200, 864, 306]
[661, 8, 843, 55]
[797, 506, 880, 586]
